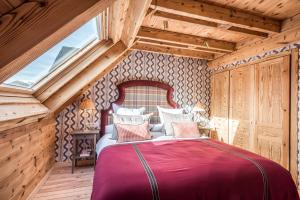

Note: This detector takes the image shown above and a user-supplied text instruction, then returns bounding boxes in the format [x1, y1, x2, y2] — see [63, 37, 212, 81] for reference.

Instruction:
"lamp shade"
[193, 102, 205, 112]
[80, 99, 96, 110]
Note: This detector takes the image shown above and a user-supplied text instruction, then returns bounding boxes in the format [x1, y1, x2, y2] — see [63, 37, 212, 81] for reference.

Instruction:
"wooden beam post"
[109, 0, 130, 43]
[121, 0, 152, 47]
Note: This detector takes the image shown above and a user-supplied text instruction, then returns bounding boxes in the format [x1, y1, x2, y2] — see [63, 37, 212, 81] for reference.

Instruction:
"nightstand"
[71, 130, 99, 173]
[197, 126, 213, 138]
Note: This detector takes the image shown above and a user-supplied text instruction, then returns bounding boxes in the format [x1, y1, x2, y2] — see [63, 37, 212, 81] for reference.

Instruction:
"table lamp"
[193, 102, 207, 127]
[79, 99, 96, 130]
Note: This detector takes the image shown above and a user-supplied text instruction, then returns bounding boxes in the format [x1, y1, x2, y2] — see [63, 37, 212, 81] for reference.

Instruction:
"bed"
[92, 80, 299, 200]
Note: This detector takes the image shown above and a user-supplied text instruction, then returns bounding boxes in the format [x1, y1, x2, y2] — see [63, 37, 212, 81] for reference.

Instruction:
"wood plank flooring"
[29, 163, 94, 200]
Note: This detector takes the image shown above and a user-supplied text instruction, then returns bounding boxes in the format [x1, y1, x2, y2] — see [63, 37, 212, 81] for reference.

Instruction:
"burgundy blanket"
[92, 139, 299, 200]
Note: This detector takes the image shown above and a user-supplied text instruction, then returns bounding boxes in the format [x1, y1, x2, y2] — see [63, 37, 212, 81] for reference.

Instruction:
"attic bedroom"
[1, 0, 300, 199]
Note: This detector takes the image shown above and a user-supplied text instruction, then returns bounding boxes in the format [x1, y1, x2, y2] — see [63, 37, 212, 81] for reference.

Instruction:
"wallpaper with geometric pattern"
[55, 50, 211, 162]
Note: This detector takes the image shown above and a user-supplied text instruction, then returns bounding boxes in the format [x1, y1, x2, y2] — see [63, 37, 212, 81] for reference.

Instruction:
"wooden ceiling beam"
[0, 0, 114, 83]
[131, 42, 215, 60]
[208, 14, 300, 68]
[44, 41, 128, 112]
[150, 9, 268, 38]
[138, 38, 226, 55]
[150, 0, 281, 33]
[109, 0, 130, 43]
[121, 0, 152, 47]
[137, 26, 236, 52]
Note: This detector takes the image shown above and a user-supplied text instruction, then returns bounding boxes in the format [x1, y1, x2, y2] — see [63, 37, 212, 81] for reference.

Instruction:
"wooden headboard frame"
[100, 80, 177, 136]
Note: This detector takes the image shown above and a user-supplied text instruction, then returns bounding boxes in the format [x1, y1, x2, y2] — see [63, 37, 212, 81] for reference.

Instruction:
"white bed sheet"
[96, 133, 208, 157]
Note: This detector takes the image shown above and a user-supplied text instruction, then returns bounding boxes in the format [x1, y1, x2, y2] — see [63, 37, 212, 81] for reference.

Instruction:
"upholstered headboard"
[100, 80, 177, 135]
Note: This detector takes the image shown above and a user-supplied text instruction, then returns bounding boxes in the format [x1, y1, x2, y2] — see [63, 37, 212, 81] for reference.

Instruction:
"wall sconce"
[79, 99, 96, 131]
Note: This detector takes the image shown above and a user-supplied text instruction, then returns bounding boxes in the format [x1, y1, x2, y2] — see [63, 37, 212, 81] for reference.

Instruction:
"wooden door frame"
[290, 48, 299, 186]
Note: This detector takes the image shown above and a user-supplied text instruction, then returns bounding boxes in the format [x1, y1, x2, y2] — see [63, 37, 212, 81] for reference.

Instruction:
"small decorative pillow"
[172, 122, 200, 138]
[160, 112, 193, 136]
[112, 103, 146, 115]
[116, 121, 151, 143]
[149, 123, 164, 132]
[112, 113, 153, 139]
[157, 106, 184, 124]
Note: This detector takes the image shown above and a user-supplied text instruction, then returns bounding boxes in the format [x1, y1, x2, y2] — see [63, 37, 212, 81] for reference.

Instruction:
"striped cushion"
[116, 121, 151, 143]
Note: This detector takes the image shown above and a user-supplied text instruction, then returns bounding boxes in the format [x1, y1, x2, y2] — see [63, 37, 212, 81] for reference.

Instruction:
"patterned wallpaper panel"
[55, 50, 211, 162]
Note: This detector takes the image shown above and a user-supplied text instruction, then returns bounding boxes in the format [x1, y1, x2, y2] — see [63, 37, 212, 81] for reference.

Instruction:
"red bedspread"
[92, 139, 299, 200]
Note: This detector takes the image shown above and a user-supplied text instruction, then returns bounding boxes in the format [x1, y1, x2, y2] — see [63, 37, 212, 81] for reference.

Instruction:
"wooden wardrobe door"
[254, 56, 290, 169]
[211, 71, 229, 143]
[229, 66, 255, 151]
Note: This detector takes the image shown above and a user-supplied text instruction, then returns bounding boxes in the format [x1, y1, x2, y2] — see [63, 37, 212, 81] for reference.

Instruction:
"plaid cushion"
[108, 86, 172, 124]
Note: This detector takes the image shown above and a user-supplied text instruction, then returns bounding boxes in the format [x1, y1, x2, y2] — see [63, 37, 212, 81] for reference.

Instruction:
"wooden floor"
[29, 163, 94, 200]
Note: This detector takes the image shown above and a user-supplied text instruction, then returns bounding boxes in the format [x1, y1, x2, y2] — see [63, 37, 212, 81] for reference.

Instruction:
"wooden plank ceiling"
[131, 0, 300, 59]
[0, 0, 300, 128]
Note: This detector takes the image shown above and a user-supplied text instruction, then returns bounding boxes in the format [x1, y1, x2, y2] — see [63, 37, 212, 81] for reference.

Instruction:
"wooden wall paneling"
[290, 48, 299, 184]
[151, 0, 281, 33]
[0, 0, 114, 83]
[0, 117, 55, 200]
[0, 89, 49, 131]
[211, 71, 229, 143]
[254, 56, 290, 169]
[229, 65, 255, 151]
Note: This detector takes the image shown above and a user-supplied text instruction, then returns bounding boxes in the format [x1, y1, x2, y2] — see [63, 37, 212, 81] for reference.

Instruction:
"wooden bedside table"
[197, 126, 213, 138]
[71, 130, 99, 173]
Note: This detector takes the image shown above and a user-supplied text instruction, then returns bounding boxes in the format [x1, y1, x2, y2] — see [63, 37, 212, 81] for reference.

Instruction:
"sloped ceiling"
[0, 0, 151, 129]
[1, 0, 300, 130]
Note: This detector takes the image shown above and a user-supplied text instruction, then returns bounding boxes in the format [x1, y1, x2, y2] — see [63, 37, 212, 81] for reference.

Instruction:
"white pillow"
[160, 112, 193, 136]
[149, 123, 164, 132]
[112, 103, 145, 115]
[111, 113, 152, 140]
[105, 124, 114, 134]
[157, 106, 184, 124]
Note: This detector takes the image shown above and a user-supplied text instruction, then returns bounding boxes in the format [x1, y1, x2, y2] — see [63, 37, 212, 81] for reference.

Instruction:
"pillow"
[149, 123, 164, 132]
[160, 112, 193, 136]
[112, 103, 145, 115]
[150, 131, 165, 138]
[116, 121, 151, 143]
[111, 113, 153, 140]
[172, 122, 200, 138]
[157, 106, 184, 124]
[105, 124, 114, 134]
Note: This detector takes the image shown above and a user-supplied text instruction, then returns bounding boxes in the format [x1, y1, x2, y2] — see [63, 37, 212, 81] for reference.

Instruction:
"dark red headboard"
[100, 80, 177, 136]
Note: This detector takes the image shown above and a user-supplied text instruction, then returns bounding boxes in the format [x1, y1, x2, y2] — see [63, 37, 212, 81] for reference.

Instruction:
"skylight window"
[4, 17, 101, 89]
